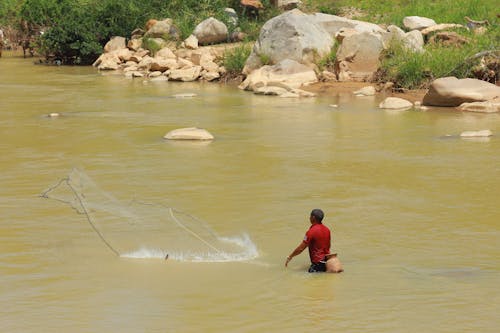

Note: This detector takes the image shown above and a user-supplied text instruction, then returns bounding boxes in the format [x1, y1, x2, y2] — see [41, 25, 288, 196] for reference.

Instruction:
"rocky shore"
[93, 8, 499, 113]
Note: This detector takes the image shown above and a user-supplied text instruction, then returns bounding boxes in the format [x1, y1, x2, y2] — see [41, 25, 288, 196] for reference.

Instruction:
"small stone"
[164, 127, 214, 141]
[329, 104, 338, 108]
[48, 113, 60, 118]
[172, 93, 197, 98]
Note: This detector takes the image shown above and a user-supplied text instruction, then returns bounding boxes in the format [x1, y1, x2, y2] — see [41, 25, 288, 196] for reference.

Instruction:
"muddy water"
[1, 53, 499, 332]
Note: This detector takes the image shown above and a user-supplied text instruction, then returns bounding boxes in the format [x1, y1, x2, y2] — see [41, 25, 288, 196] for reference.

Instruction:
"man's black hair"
[310, 209, 324, 223]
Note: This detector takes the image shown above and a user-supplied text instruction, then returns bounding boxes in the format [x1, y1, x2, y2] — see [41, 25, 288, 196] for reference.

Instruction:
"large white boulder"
[403, 16, 437, 30]
[312, 12, 385, 36]
[164, 127, 214, 140]
[335, 32, 384, 81]
[423, 77, 500, 106]
[239, 59, 318, 92]
[243, 9, 333, 74]
[193, 17, 228, 45]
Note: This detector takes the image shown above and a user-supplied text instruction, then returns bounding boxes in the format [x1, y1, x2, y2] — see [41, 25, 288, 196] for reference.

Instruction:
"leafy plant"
[223, 43, 252, 74]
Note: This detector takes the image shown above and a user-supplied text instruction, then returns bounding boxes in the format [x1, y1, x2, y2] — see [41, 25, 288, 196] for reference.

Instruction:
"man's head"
[310, 209, 324, 223]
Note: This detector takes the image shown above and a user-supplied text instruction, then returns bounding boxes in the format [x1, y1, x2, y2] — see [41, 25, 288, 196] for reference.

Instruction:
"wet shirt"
[303, 223, 331, 263]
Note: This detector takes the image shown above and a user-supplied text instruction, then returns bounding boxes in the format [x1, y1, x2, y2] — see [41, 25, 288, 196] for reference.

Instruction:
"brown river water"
[1, 53, 499, 332]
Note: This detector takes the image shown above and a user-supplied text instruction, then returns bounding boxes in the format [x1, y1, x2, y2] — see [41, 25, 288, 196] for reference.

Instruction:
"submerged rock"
[460, 130, 493, 138]
[457, 100, 500, 113]
[353, 86, 376, 96]
[164, 127, 214, 140]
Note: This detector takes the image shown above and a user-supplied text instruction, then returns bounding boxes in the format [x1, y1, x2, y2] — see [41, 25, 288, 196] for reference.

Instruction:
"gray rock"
[243, 9, 333, 74]
[193, 17, 228, 45]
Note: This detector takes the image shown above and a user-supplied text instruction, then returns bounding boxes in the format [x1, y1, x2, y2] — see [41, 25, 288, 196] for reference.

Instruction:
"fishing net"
[41, 169, 258, 262]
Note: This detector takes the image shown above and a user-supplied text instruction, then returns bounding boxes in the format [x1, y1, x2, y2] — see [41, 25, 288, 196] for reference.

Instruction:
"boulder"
[149, 71, 163, 78]
[335, 32, 384, 81]
[457, 100, 500, 113]
[460, 130, 493, 138]
[243, 9, 333, 74]
[127, 38, 143, 51]
[104, 36, 126, 53]
[239, 59, 318, 92]
[145, 19, 179, 40]
[137, 56, 154, 69]
[156, 47, 177, 59]
[202, 71, 220, 81]
[112, 48, 133, 62]
[169, 66, 202, 81]
[94, 53, 121, 70]
[312, 13, 385, 37]
[382, 25, 423, 53]
[184, 35, 198, 49]
[130, 28, 144, 39]
[353, 86, 376, 96]
[193, 17, 228, 45]
[423, 77, 500, 107]
[403, 16, 437, 30]
[150, 58, 178, 72]
[404, 30, 424, 53]
[335, 28, 359, 43]
[379, 97, 413, 110]
[164, 127, 214, 140]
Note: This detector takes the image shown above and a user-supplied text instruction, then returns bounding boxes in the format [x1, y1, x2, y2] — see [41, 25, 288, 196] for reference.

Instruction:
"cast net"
[40, 169, 258, 262]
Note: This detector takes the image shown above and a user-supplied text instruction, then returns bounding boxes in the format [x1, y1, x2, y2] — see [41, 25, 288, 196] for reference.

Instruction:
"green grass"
[223, 43, 252, 74]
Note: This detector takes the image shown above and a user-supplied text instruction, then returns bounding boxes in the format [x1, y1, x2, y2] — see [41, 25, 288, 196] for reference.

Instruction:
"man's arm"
[285, 241, 307, 267]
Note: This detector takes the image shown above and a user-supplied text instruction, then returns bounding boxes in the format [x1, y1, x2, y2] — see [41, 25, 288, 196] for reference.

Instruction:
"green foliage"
[223, 43, 252, 74]
[259, 53, 272, 66]
[317, 44, 338, 71]
[336, 0, 498, 26]
[379, 35, 494, 89]
[142, 37, 162, 56]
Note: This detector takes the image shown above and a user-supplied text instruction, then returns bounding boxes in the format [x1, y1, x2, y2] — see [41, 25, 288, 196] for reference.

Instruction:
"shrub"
[223, 43, 252, 74]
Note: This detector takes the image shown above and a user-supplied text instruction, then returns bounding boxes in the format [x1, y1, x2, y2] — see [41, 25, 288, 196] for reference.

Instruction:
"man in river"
[285, 209, 343, 273]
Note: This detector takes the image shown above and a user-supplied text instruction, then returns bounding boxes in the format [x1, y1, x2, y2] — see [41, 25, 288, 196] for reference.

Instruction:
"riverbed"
[1, 53, 499, 332]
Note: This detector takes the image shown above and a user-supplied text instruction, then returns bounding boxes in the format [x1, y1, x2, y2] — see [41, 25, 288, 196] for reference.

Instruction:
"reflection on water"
[1, 53, 499, 332]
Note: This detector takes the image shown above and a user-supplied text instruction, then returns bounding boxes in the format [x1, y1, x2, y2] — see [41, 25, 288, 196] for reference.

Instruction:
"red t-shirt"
[303, 223, 331, 263]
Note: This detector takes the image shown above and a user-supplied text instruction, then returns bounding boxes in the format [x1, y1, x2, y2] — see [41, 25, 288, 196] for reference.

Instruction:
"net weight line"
[40, 176, 120, 256]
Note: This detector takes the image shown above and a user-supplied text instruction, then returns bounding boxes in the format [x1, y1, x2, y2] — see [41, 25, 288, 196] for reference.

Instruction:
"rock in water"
[423, 77, 500, 107]
[460, 130, 493, 138]
[379, 97, 413, 110]
[164, 127, 214, 141]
